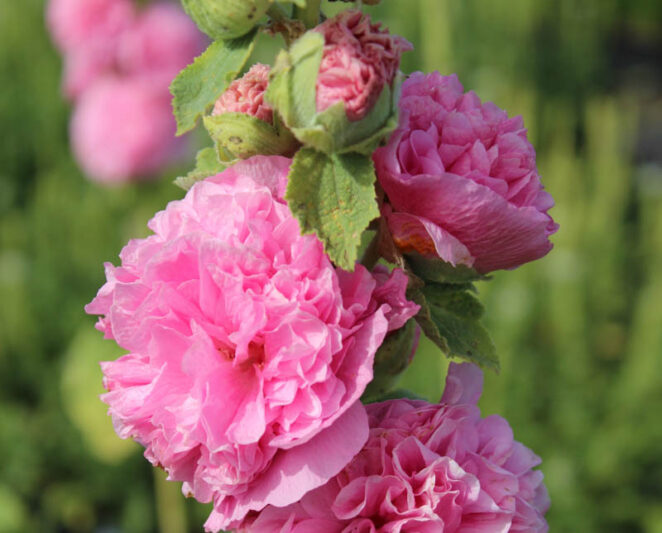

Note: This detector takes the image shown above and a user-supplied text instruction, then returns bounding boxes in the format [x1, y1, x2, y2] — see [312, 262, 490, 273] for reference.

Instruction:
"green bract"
[181, 0, 271, 40]
[204, 112, 298, 161]
[266, 31, 401, 155]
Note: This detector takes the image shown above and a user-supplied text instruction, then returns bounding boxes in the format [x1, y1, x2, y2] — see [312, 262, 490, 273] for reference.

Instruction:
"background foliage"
[1, 0, 661, 531]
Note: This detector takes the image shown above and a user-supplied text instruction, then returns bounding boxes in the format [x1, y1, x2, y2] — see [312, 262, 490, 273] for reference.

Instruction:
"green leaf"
[421, 283, 500, 371]
[286, 148, 379, 270]
[203, 112, 298, 160]
[278, 0, 306, 6]
[170, 31, 257, 135]
[407, 252, 490, 284]
[174, 147, 227, 191]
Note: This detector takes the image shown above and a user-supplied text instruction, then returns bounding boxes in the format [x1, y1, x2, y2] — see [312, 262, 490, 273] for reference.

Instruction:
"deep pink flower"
[314, 10, 412, 121]
[47, 0, 134, 54]
[70, 77, 184, 184]
[85, 156, 419, 530]
[118, 3, 205, 86]
[213, 64, 273, 123]
[374, 72, 558, 273]
[240, 362, 550, 532]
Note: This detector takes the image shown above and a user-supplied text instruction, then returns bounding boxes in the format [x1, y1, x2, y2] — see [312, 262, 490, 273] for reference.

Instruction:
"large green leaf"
[174, 147, 227, 191]
[286, 148, 379, 270]
[170, 31, 257, 135]
[414, 283, 499, 371]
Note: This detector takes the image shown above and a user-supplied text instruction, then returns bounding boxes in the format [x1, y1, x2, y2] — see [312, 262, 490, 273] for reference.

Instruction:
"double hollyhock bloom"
[239, 363, 550, 532]
[375, 72, 558, 273]
[213, 64, 273, 124]
[85, 156, 419, 531]
[47, 0, 205, 183]
[314, 10, 412, 121]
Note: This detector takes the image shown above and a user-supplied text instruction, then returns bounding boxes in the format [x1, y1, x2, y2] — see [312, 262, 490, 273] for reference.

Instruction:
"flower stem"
[294, 0, 322, 29]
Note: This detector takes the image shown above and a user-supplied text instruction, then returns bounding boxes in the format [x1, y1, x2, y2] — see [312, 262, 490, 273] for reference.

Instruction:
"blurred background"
[1, 0, 661, 531]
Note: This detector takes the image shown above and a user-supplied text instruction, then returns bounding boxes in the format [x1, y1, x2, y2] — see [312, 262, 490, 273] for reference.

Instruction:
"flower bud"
[267, 10, 412, 155]
[181, 0, 270, 40]
[204, 64, 298, 160]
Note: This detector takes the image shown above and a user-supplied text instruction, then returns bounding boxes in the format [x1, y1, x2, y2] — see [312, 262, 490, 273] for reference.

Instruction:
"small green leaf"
[286, 148, 379, 270]
[203, 112, 298, 160]
[170, 32, 257, 135]
[422, 283, 499, 371]
[174, 147, 227, 191]
[407, 252, 490, 284]
[408, 286, 450, 354]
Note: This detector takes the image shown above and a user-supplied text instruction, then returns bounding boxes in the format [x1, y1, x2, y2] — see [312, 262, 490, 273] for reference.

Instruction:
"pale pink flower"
[240, 362, 550, 532]
[118, 3, 206, 86]
[213, 64, 273, 123]
[47, 0, 134, 54]
[375, 72, 558, 273]
[85, 156, 419, 530]
[315, 10, 412, 121]
[70, 77, 184, 184]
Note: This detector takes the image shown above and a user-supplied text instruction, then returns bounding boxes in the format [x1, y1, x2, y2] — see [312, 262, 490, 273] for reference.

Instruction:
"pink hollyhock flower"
[47, 0, 134, 54]
[374, 72, 559, 273]
[70, 77, 184, 184]
[213, 64, 273, 123]
[315, 10, 412, 121]
[240, 362, 550, 532]
[118, 3, 206, 86]
[61, 41, 118, 100]
[85, 156, 419, 530]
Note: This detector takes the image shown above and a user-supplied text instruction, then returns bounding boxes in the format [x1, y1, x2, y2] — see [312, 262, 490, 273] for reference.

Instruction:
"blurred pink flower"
[70, 77, 183, 183]
[315, 10, 412, 121]
[47, 0, 134, 54]
[375, 72, 558, 273]
[213, 63, 273, 123]
[118, 2, 206, 86]
[239, 362, 550, 532]
[85, 156, 418, 530]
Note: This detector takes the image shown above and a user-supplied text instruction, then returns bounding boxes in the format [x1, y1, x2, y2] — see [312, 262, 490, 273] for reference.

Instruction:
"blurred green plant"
[1, 0, 660, 531]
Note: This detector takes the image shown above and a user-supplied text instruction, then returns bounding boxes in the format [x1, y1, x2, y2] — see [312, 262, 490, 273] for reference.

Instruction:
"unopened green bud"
[181, 0, 271, 40]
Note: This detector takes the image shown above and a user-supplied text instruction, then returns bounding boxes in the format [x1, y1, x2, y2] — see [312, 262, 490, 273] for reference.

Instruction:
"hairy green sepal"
[204, 113, 298, 161]
[286, 148, 379, 270]
[267, 32, 400, 155]
[411, 283, 499, 371]
[170, 31, 257, 135]
[175, 147, 227, 191]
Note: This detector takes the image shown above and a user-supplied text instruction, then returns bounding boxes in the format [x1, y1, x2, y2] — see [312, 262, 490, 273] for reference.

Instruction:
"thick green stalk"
[294, 0, 322, 29]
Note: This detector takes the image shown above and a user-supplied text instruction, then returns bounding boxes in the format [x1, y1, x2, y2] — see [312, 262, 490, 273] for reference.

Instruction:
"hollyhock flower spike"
[85, 156, 419, 530]
[375, 72, 559, 274]
[239, 362, 550, 532]
[267, 10, 413, 155]
[70, 77, 185, 184]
